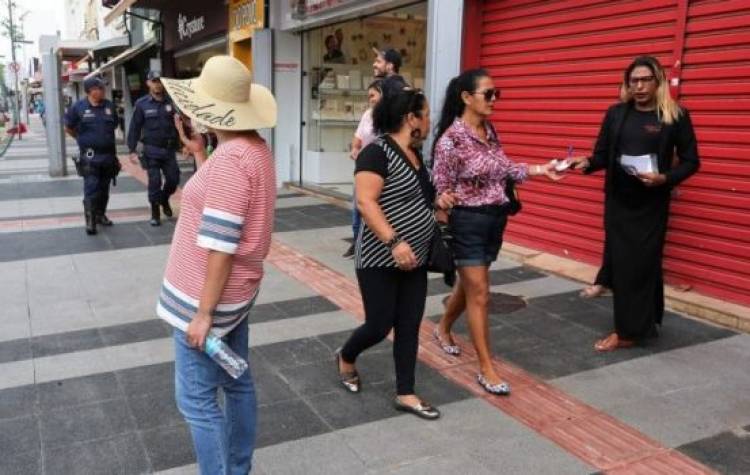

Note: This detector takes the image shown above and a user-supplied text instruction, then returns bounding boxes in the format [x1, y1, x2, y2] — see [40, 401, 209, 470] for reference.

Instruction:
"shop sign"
[290, 0, 361, 18]
[178, 13, 206, 41]
[230, 0, 264, 32]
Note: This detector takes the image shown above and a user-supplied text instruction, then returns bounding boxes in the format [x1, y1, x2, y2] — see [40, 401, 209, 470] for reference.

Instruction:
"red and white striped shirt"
[157, 135, 276, 336]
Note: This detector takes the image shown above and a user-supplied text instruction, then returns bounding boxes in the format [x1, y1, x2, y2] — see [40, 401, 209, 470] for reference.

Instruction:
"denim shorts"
[449, 206, 508, 267]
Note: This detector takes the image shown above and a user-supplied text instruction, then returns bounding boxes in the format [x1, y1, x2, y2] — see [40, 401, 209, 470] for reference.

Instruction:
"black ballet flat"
[393, 398, 441, 420]
[334, 349, 360, 393]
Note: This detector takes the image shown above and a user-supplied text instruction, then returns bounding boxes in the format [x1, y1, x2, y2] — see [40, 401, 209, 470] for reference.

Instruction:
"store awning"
[55, 40, 98, 62]
[91, 36, 130, 54]
[84, 38, 157, 80]
[63, 69, 91, 83]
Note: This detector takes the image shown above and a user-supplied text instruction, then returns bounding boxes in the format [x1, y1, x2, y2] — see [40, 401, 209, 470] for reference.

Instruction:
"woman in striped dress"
[335, 82, 455, 420]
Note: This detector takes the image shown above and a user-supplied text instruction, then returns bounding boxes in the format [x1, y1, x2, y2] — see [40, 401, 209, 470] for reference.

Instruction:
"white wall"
[272, 30, 303, 185]
[63, 0, 122, 41]
[424, 0, 464, 164]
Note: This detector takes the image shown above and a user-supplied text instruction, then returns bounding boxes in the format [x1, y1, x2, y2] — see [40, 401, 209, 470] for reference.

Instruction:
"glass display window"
[301, 3, 427, 196]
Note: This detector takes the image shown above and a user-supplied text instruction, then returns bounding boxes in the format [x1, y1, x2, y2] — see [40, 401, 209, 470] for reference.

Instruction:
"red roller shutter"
[474, 0, 750, 305]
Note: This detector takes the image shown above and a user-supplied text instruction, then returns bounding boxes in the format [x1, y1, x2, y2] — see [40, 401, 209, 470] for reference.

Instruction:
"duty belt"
[142, 138, 178, 150]
[81, 147, 116, 158]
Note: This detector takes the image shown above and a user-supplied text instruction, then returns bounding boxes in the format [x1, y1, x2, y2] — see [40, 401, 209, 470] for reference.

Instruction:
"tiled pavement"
[1, 118, 749, 474]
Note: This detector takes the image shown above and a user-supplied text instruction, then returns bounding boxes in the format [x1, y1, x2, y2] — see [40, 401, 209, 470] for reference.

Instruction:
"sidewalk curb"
[284, 183, 750, 334]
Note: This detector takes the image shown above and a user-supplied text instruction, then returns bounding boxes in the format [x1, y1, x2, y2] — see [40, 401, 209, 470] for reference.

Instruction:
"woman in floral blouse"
[431, 69, 563, 396]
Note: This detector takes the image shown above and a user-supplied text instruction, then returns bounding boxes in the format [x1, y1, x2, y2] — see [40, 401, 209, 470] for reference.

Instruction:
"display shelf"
[318, 88, 368, 96]
[313, 119, 359, 127]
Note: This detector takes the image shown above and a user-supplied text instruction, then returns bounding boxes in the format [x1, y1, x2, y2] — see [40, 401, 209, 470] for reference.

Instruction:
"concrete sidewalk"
[1, 119, 748, 474]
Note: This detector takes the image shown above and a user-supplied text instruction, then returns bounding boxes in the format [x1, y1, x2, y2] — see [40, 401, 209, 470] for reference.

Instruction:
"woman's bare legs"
[436, 277, 466, 345]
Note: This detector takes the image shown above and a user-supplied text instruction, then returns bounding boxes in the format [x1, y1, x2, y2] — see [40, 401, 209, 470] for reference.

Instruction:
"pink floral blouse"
[432, 118, 528, 207]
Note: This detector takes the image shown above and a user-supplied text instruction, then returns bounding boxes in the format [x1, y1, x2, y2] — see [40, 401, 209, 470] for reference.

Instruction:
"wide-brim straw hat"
[161, 55, 277, 131]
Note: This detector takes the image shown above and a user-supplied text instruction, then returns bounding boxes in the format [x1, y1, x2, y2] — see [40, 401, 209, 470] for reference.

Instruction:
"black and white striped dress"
[354, 136, 435, 269]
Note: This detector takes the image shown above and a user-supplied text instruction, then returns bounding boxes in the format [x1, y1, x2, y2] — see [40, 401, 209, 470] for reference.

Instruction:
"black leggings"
[341, 267, 427, 395]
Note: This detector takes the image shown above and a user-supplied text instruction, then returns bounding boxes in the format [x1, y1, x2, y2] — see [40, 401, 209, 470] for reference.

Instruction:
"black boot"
[150, 202, 161, 226]
[161, 196, 173, 218]
[83, 200, 97, 235]
[97, 195, 113, 226]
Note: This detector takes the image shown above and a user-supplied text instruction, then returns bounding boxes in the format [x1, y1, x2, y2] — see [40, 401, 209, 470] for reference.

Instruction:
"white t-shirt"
[354, 108, 377, 150]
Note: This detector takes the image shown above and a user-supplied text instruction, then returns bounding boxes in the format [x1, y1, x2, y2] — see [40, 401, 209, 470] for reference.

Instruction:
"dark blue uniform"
[64, 98, 119, 217]
[127, 94, 180, 205]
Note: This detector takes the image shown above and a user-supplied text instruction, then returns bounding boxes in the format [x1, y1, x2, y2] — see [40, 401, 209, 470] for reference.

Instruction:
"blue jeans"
[174, 319, 257, 475]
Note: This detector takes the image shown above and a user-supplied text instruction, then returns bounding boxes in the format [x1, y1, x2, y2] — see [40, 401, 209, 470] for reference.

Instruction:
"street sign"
[9, 62, 20, 73]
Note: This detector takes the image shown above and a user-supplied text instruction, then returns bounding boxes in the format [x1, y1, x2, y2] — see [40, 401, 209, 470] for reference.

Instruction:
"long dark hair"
[372, 80, 427, 135]
[432, 68, 490, 156]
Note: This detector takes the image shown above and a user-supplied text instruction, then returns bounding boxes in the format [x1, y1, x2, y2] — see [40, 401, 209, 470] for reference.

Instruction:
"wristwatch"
[385, 233, 402, 250]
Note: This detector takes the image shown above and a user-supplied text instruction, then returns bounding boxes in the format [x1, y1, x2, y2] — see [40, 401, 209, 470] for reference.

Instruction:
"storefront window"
[174, 39, 229, 78]
[302, 3, 427, 197]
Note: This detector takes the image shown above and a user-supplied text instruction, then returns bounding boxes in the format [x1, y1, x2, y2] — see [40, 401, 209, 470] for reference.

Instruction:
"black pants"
[341, 267, 427, 395]
[147, 154, 180, 204]
[83, 156, 116, 215]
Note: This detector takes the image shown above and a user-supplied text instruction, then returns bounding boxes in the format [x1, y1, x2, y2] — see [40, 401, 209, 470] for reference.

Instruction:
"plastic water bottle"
[204, 334, 248, 379]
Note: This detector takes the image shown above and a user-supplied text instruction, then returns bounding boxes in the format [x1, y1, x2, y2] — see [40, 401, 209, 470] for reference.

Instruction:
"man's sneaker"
[342, 243, 355, 259]
[97, 215, 113, 226]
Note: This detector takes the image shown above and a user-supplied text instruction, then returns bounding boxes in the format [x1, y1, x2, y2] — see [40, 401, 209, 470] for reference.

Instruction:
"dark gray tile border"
[0, 447, 42, 475]
[0, 338, 32, 364]
[0, 207, 149, 224]
[140, 424, 196, 472]
[426, 266, 544, 297]
[40, 399, 136, 449]
[37, 372, 124, 413]
[0, 177, 146, 201]
[115, 362, 175, 398]
[443, 290, 739, 380]
[305, 388, 397, 430]
[0, 385, 36, 420]
[0, 415, 40, 456]
[253, 336, 334, 370]
[0, 204, 353, 263]
[126, 389, 184, 431]
[43, 432, 152, 475]
[31, 329, 104, 360]
[0, 296, 340, 364]
[99, 319, 172, 346]
[255, 398, 330, 449]
[678, 429, 750, 474]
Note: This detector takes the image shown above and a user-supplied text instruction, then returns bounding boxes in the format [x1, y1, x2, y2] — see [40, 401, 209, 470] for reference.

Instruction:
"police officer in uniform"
[128, 70, 180, 226]
[64, 76, 120, 235]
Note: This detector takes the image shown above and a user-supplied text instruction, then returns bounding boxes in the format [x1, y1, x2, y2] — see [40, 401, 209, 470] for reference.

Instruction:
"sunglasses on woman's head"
[473, 88, 499, 102]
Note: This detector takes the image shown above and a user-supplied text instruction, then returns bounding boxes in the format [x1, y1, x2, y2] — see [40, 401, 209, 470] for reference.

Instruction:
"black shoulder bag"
[505, 179, 522, 216]
[418, 178, 456, 282]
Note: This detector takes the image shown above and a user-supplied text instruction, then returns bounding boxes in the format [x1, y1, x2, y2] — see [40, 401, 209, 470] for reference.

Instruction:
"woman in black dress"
[570, 56, 700, 351]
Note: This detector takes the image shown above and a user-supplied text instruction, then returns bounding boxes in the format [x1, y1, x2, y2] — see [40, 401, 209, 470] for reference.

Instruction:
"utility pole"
[6, 0, 20, 140]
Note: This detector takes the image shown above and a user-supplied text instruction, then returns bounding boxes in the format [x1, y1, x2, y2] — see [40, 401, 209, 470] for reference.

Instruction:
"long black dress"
[586, 102, 700, 340]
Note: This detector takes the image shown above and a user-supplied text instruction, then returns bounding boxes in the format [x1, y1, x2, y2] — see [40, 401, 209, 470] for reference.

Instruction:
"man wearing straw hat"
[157, 55, 277, 475]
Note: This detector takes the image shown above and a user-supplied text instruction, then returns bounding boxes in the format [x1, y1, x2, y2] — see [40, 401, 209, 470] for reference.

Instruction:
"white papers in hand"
[619, 154, 658, 175]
